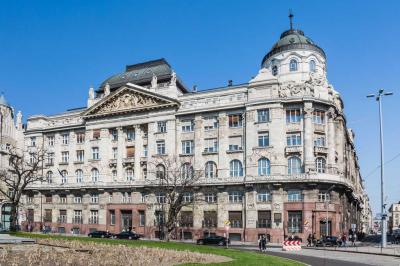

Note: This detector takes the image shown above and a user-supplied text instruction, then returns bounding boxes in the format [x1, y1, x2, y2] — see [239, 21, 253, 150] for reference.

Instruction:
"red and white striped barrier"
[282, 240, 302, 251]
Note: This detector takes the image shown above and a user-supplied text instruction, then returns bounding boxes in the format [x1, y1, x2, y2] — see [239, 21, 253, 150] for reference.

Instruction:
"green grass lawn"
[12, 232, 303, 266]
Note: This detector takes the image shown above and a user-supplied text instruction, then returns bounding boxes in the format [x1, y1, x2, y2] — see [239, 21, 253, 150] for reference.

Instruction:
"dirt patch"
[0, 239, 231, 266]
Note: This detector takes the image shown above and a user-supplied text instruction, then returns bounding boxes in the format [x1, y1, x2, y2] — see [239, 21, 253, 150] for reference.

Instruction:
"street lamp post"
[367, 89, 393, 248]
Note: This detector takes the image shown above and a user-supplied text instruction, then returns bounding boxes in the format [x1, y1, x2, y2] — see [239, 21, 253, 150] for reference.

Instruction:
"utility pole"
[367, 89, 393, 248]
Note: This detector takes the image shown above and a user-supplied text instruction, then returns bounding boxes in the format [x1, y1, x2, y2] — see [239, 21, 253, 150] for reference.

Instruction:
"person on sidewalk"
[258, 236, 262, 252]
[351, 233, 356, 246]
[261, 235, 267, 252]
[312, 233, 317, 247]
[342, 233, 347, 247]
[307, 234, 312, 247]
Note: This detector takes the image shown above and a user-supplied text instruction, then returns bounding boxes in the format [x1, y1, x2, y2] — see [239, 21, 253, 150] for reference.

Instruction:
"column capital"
[327, 107, 337, 119]
[303, 107, 314, 117]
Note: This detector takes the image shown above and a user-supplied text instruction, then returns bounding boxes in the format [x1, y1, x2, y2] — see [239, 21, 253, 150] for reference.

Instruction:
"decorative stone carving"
[170, 71, 177, 86]
[98, 91, 159, 114]
[303, 106, 314, 116]
[278, 72, 329, 98]
[88, 86, 95, 100]
[104, 83, 110, 96]
[151, 74, 157, 89]
[327, 107, 337, 119]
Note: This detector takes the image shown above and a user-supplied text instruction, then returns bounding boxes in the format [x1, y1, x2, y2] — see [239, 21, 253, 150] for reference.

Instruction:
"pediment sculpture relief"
[278, 73, 329, 98]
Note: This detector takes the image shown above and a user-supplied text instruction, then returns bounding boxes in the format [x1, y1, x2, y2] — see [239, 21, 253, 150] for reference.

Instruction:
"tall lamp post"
[367, 89, 393, 248]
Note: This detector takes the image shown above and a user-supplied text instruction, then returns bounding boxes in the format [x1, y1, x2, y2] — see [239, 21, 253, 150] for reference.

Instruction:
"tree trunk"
[9, 203, 18, 232]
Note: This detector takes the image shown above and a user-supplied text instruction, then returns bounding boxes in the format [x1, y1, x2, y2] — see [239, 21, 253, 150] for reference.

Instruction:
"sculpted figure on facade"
[170, 71, 177, 86]
[151, 74, 157, 88]
[88, 86, 95, 100]
[104, 82, 111, 96]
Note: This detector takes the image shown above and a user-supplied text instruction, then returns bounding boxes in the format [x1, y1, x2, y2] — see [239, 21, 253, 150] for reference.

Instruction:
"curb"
[303, 247, 400, 257]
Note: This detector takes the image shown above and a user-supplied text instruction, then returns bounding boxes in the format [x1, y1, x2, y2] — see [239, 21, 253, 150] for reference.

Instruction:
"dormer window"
[309, 60, 316, 72]
[289, 59, 298, 72]
[272, 65, 278, 76]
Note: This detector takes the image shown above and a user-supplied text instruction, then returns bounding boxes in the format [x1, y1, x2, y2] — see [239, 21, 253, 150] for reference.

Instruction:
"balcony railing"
[57, 216, 67, 223]
[256, 220, 272, 228]
[88, 217, 99, 224]
[109, 159, 117, 167]
[72, 217, 83, 224]
[285, 145, 302, 155]
[314, 146, 328, 154]
[122, 157, 134, 166]
[314, 123, 326, 132]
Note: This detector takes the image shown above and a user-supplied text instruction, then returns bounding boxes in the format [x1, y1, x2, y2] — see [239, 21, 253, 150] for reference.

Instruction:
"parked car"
[196, 236, 230, 246]
[315, 236, 341, 247]
[88, 230, 114, 238]
[113, 231, 141, 240]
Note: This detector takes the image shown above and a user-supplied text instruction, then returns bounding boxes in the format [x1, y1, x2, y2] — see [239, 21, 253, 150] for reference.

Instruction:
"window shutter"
[126, 146, 135, 158]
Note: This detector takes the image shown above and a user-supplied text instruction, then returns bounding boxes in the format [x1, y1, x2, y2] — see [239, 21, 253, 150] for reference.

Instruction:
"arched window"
[230, 160, 243, 177]
[181, 163, 194, 179]
[91, 168, 99, 182]
[290, 59, 298, 72]
[316, 157, 326, 173]
[126, 168, 134, 181]
[205, 161, 217, 178]
[60, 170, 68, 184]
[258, 157, 271, 176]
[272, 65, 278, 76]
[75, 169, 83, 183]
[288, 157, 302, 175]
[46, 171, 53, 184]
[156, 164, 166, 179]
[309, 60, 316, 72]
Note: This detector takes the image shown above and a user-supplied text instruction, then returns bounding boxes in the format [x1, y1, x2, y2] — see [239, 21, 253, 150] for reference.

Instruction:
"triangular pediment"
[82, 83, 179, 119]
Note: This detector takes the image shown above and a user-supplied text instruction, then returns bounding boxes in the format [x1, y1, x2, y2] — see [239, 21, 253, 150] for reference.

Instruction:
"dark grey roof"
[0, 94, 10, 107]
[97, 58, 188, 93]
[261, 29, 325, 67]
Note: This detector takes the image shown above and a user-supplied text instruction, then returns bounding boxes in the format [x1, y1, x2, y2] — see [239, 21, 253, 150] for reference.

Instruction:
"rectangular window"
[92, 147, 99, 160]
[45, 195, 52, 203]
[61, 151, 69, 163]
[181, 119, 194, 132]
[61, 133, 69, 145]
[143, 145, 148, 157]
[204, 193, 217, 203]
[93, 129, 101, 140]
[27, 209, 34, 222]
[155, 211, 164, 226]
[90, 210, 99, 224]
[228, 136, 242, 151]
[257, 109, 270, 123]
[110, 129, 118, 141]
[181, 140, 194, 154]
[183, 192, 193, 203]
[126, 146, 135, 158]
[318, 192, 331, 202]
[258, 211, 272, 228]
[314, 135, 326, 147]
[156, 192, 166, 204]
[76, 150, 84, 162]
[74, 210, 82, 224]
[60, 195, 67, 204]
[76, 132, 85, 144]
[74, 196, 82, 204]
[30, 137, 36, 147]
[288, 190, 303, 202]
[203, 116, 218, 131]
[204, 138, 218, 153]
[180, 211, 193, 227]
[157, 121, 167, 133]
[228, 191, 243, 203]
[44, 209, 52, 222]
[156, 140, 166, 155]
[111, 147, 117, 159]
[126, 128, 135, 141]
[228, 114, 243, 128]
[257, 191, 272, 202]
[286, 109, 301, 123]
[59, 210, 67, 223]
[258, 132, 269, 147]
[47, 136, 55, 146]
[313, 110, 325, 124]
[229, 211, 242, 228]
[47, 153, 54, 165]
[288, 211, 303, 233]
[287, 133, 301, 146]
[91, 194, 99, 204]
[139, 210, 145, 226]
[109, 210, 115, 225]
[203, 211, 217, 228]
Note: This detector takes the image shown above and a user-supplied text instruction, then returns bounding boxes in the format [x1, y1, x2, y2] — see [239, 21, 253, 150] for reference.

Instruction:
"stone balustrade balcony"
[109, 159, 117, 167]
[314, 123, 326, 132]
[314, 146, 328, 154]
[285, 145, 302, 155]
[122, 157, 134, 166]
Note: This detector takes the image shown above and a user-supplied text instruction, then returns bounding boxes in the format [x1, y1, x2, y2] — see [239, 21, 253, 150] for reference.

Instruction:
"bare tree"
[0, 147, 46, 231]
[148, 156, 203, 241]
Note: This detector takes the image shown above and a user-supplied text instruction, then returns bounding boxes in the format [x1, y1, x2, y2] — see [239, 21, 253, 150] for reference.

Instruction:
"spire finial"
[289, 9, 294, 30]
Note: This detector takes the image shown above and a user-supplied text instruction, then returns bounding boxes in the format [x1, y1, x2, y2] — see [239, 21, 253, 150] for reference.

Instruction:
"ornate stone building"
[389, 202, 400, 233]
[21, 22, 370, 242]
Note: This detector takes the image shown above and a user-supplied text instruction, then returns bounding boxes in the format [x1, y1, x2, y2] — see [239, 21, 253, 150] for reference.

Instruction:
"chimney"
[228, 80, 233, 86]
[192, 85, 197, 92]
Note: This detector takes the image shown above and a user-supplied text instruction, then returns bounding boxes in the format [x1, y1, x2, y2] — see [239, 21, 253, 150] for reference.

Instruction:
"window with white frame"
[204, 192, 217, 203]
[205, 161, 217, 178]
[156, 164, 165, 179]
[156, 192, 166, 204]
[181, 140, 194, 154]
[61, 133, 69, 145]
[90, 210, 99, 224]
[183, 192, 194, 203]
[60, 195, 67, 204]
[141, 193, 146, 203]
[47, 136, 55, 146]
[47, 152, 54, 165]
[258, 157, 271, 176]
[314, 135, 326, 147]
[46, 171, 53, 184]
[61, 151, 69, 163]
[126, 168, 134, 181]
[318, 192, 331, 202]
[90, 193, 99, 204]
[76, 150, 84, 162]
[126, 128, 135, 141]
[204, 138, 218, 153]
[110, 129, 118, 141]
[228, 136, 242, 151]
[76, 132, 85, 144]
[143, 145, 148, 157]
[289, 59, 298, 72]
[313, 110, 325, 124]
[74, 210, 82, 223]
[257, 109, 269, 123]
[75, 169, 83, 183]
[91, 168, 99, 182]
[157, 121, 167, 133]
[60, 170, 68, 184]
[92, 147, 99, 160]
[316, 157, 326, 173]
[30, 137, 36, 147]
[288, 156, 302, 174]
[257, 191, 272, 202]
[228, 191, 243, 203]
[112, 147, 118, 159]
[203, 116, 218, 130]
[228, 114, 243, 128]
[288, 211, 302, 233]
[74, 196, 82, 204]
[156, 140, 165, 155]
[229, 160, 243, 177]
[287, 133, 301, 146]
[286, 109, 301, 123]
[258, 132, 269, 147]
[288, 190, 303, 202]
[181, 119, 194, 132]
[181, 163, 194, 179]
[122, 192, 131, 203]
[309, 60, 316, 72]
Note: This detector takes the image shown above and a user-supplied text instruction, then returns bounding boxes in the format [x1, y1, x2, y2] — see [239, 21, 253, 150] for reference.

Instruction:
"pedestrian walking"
[342, 233, 347, 247]
[307, 234, 312, 247]
[258, 236, 262, 252]
[312, 233, 316, 247]
[351, 233, 356, 246]
[261, 235, 267, 252]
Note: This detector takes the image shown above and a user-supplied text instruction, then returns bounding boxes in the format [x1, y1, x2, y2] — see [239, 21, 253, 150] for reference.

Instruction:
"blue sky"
[0, 1, 398, 214]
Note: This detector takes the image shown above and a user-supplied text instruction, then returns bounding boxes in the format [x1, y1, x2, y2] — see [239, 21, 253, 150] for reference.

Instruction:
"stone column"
[134, 125, 143, 180]
[303, 102, 314, 172]
[327, 108, 337, 173]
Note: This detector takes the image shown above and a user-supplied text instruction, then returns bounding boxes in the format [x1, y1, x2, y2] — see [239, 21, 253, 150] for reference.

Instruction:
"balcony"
[314, 146, 328, 155]
[109, 159, 117, 167]
[285, 145, 302, 155]
[122, 157, 134, 167]
[74, 160, 84, 164]
[314, 123, 326, 133]
[59, 161, 69, 166]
